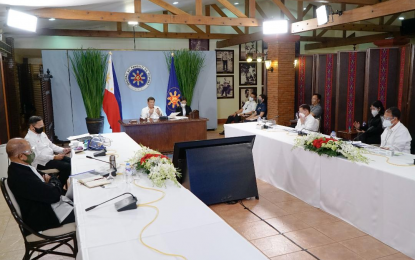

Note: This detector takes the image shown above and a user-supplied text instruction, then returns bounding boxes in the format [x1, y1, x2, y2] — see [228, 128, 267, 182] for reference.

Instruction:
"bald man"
[6, 138, 74, 234]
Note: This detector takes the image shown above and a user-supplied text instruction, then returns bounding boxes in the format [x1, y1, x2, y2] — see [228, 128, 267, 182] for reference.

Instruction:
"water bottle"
[257, 116, 261, 123]
[362, 122, 367, 128]
[125, 163, 132, 184]
[330, 131, 336, 138]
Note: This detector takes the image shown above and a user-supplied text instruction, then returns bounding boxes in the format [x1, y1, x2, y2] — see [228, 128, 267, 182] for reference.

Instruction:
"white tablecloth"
[225, 123, 415, 259]
[72, 133, 267, 260]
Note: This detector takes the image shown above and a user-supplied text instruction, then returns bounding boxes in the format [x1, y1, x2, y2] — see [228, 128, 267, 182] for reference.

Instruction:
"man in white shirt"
[295, 104, 319, 132]
[380, 107, 412, 154]
[25, 116, 71, 190]
[219, 92, 257, 135]
[141, 97, 163, 120]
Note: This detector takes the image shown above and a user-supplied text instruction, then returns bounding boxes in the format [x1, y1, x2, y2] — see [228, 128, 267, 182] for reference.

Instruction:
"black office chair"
[0, 178, 77, 260]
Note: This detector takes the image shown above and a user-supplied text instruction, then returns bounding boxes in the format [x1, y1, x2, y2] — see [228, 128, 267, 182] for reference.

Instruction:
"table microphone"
[85, 192, 138, 212]
[86, 156, 117, 177]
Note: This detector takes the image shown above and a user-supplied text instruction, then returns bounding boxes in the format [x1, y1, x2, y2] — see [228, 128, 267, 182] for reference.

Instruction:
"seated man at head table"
[219, 92, 257, 135]
[25, 116, 71, 191]
[380, 107, 412, 154]
[310, 93, 323, 119]
[6, 138, 75, 235]
[245, 94, 267, 122]
[295, 104, 319, 132]
[175, 96, 192, 116]
[141, 96, 164, 120]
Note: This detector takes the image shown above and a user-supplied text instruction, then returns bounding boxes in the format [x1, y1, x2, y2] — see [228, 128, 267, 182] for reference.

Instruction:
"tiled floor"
[0, 126, 412, 260]
[209, 179, 414, 260]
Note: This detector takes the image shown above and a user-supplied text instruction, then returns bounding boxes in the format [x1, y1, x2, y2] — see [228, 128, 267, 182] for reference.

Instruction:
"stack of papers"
[78, 175, 111, 188]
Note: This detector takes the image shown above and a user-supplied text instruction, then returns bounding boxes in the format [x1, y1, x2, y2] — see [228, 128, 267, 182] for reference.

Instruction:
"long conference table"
[71, 132, 267, 260]
[225, 122, 415, 259]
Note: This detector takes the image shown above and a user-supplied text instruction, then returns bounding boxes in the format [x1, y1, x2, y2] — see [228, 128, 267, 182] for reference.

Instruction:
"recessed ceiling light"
[234, 2, 239, 5]
[173, 1, 179, 4]
[128, 21, 138, 25]
[303, 7, 306, 10]
[49, 18, 55, 21]
[399, 16, 405, 20]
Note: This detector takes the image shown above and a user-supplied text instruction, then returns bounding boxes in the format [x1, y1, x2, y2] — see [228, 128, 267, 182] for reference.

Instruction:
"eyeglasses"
[384, 117, 394, 121]
[21, 148, 34, 155]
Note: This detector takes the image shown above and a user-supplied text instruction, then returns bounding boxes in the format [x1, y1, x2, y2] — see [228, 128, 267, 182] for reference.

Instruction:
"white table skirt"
[72, 132, 267, 260]
[225, 123, 415, 259]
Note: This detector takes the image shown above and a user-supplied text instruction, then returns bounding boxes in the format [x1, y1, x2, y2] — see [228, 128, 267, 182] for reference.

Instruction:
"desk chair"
[0, 178, 77, 260]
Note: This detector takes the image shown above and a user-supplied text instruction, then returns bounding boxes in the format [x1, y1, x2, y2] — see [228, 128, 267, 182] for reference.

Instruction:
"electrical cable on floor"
[133, 180, 187, 260]
[239, 200, 321, 260]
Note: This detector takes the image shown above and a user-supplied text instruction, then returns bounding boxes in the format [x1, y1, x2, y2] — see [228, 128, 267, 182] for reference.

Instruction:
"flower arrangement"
[293, 133, 369, 164]
[129, 145, 181, 187]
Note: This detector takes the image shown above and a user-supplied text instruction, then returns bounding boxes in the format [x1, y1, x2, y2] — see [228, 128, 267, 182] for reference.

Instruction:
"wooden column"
[264, 35, 300, 125]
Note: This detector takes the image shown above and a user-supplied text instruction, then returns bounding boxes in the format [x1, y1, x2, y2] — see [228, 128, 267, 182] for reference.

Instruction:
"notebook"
[78, 175, 111, 188]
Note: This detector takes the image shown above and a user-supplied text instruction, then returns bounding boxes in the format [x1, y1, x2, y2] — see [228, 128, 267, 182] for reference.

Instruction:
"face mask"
[299, 113, 305, 118]
[21, 152, 36, 165]
[383, 119, 392, 128]
[181, 103, 186, 108]
[258, 98, 262, 103]
[371, 109, 379, 117]
[249, 97, 253, 101]
[34, 127, 43, 134]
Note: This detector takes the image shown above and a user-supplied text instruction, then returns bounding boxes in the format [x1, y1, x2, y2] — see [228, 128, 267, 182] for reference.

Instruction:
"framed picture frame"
[239, 41, 257, 61]
[239, 63, 257, 85]
[216, 50, 234, 74]
[216, 76, 234, 99]
[189, 39, 209, 51]
[239, 87, 257, 109]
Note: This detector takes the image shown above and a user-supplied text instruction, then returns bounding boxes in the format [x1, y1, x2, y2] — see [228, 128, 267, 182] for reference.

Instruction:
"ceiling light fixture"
[234, 2, 239, 5]
[173, 2, 179, 4]
[128, 21, 138, 25]
[399, 17, 405, 20]
[49, 18, 55, 21]
[7, 9, 37, 32]
[303, 7, 306, 10]
[263, 20, 288, 34]
[316, 5, 329, 25]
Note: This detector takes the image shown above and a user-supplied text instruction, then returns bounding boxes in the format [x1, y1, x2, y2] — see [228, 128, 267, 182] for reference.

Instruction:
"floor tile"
[251, 235, 302, 258]
[257, 181, 282, 195]
[0, 249, 25, 260]
[292, 209, 339, 227]
[308, 243, 364, 260]
[274, 201, 315, 214]
[314, 221, 366, 242]
[266, 215, 311, 233]
[285, 228, 335, 249]
[375, 253, 414, 260]
[213, 204, 259, 226]
[340, 235, 398, 260]
[261, 190, 299, 204]
[233, 220, 279, 241]
[242, 198, 289, 219]
[270, 251, 316, 260]
[0, 234, 25, 252]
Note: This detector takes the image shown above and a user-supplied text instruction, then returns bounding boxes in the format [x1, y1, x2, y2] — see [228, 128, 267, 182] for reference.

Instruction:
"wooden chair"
[0, 178, 77, 260]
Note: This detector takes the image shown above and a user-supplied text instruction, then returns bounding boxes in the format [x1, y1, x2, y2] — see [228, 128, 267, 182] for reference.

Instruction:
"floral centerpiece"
[293, 133, 369, 163]
[129, 145, 181, 187]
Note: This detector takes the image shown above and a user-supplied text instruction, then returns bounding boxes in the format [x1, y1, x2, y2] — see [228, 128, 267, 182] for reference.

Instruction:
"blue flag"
[166, 56, 182, 116]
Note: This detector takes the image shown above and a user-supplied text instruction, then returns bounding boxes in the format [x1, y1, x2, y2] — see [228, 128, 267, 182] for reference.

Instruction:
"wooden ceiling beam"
[147, 0, 204, 33]
[272, 0, 297, 22]
[245, 0, 249, 34]
[289, 0, 379, 4]
[304, 32, 398, 50]
[138, 22, 160, 33]
[249, 0, 256, 18]
[324, 24, 400, 32]
[30, 8, 261, 27]
[163, 11, 168, 32]
[134, 0, 141, 14]
[302, 4, 313, 17]
[205, 6, 210, 34]
[196, 0, 203, 16]
[385, 13, 401, 25]
[255, 2, 268, 19]
[211, 4, 244, 34]
[217, 0, 247, 18]
[18, 28, 235, 39]
[291, 0, 415, 33]
[297, 1, 303, 21]
[317, 29, 328, 37]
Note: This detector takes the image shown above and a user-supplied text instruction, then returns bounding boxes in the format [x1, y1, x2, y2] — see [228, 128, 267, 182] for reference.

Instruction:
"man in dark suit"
[6, 138, 74, 234]
[175, 97, 192, 116]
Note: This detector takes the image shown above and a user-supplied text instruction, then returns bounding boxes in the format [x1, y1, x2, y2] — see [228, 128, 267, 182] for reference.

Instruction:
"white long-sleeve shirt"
[141, 106, 164, 119]
[380, 121, 412, 154]
[25, 130, 64, 168]
[240, 101, 257, 115]
[295, 114, 319, 132]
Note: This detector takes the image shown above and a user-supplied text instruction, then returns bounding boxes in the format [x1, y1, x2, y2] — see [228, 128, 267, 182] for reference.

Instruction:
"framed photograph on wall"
[239, 41, 257, 61]
[239, 87, 257, 109]
[216, 50, 234, 74]
[239, 63, 257, 85]
[216, 76, 234, 99]
[189, 39, 209, 51]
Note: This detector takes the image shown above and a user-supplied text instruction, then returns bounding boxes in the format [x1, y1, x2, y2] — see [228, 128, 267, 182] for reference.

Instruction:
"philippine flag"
[103, 52, 123, 132]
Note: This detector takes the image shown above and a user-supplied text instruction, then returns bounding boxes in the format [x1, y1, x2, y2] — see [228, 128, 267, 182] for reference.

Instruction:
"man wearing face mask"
[295, 104, 319, 132]
[219, 92, 257, 135]
[175, 97, 192, 116]
[353, 100, 385, 144]
[25, 116, 71, 190]
[380, 107, 412, 154]
[245, 94, 267, 122]
[6, 138, 75, 235]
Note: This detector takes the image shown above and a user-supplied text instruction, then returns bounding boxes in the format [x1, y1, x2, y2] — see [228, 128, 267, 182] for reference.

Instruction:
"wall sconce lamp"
[256, 53, 263, 63]
[294, 59, 298, 68]
[246, 53, 253, 63]
[265, 60, 273, 72]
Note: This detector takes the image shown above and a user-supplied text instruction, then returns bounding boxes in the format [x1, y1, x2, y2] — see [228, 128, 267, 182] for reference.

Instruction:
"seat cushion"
[38, 169, 60, 174]
[5, 179, 22, 218]
[26, 222, 76, 242]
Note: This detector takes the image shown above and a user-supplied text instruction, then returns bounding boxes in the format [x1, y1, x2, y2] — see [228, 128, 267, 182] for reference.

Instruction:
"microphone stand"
[85, 192, 137, 212]
[86, 156, 116, 180]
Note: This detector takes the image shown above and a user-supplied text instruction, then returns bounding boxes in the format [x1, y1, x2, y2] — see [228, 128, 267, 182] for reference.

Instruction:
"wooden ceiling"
[8, 0, 415, 50]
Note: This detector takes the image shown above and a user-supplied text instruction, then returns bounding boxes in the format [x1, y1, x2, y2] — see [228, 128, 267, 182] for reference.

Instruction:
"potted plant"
[70, 49, 108, 134]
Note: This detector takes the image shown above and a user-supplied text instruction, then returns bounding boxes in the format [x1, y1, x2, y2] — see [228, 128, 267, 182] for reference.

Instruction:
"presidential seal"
[125, 65, 151, 91]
